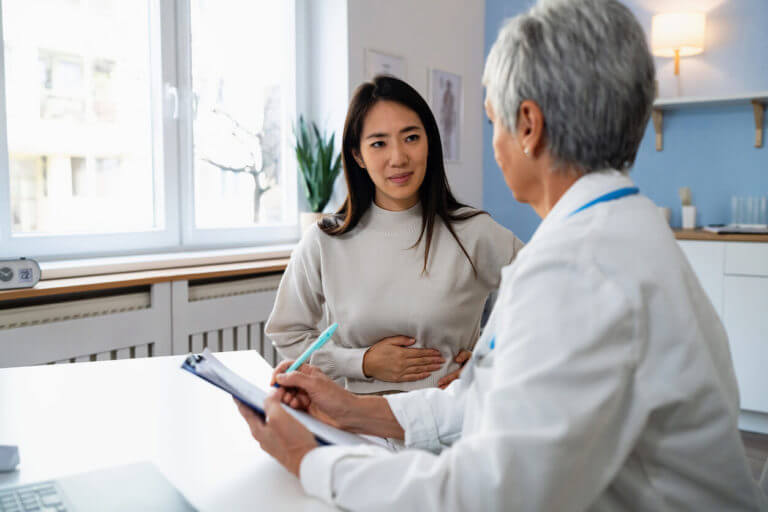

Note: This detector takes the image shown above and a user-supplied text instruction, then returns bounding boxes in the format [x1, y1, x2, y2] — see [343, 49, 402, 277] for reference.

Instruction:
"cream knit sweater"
[266, 202, 523, 393]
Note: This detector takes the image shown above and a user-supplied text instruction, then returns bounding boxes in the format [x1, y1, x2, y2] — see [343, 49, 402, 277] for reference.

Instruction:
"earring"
[523, 147, 530, 157]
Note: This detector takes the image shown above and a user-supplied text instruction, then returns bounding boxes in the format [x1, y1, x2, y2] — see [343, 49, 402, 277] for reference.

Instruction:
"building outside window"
[0, 0, 297, 258]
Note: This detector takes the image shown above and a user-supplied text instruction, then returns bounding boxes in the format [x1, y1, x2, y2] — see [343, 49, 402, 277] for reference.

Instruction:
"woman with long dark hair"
[266, 75, 522, 394]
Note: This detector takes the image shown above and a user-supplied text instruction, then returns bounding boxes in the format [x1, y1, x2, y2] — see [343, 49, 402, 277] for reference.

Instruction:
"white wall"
[297, 0, 349, 134]
[343, 0, 487, 208]
[296, 0, 349, 212]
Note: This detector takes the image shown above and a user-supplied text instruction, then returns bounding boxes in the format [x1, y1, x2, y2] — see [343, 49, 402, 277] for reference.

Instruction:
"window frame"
[176, 0, 299, 248]
[0, 0, 300, 260]
[0, 4, 10, 253]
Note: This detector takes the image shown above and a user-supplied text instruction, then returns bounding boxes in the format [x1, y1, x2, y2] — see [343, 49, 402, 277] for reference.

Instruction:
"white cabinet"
[721, 242, 768, 417]
[725, 242, 768, 276]
[722, 275, 768, 413]
[678, 241, 725, 317]
[679, 240, 768, 432]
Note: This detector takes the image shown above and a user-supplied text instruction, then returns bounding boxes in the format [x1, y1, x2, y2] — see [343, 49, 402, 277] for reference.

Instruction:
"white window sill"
[39, 244, 296, 280]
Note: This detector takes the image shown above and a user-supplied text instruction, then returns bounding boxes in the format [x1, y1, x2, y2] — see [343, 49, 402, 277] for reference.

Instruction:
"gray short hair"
[483, 0, 655, 173]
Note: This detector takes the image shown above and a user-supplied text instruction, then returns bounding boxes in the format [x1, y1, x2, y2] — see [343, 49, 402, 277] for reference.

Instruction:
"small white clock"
[0, 258, 41, 290]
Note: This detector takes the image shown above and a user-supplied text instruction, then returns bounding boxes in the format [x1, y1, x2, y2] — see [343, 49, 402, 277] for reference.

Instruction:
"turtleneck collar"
[358, 201, 423, 235]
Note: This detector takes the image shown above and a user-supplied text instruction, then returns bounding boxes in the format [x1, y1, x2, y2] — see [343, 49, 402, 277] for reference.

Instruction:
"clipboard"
[181, 349, 387, 448]
[182, 352, 268, 418]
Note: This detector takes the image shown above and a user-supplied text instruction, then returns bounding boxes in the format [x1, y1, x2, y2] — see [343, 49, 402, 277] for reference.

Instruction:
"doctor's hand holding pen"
[270, 360, 405, 440]
[236, 358, 354, 476]
[268, 360, 352, 428]
[236, 360, 406, 476]
[361, 336, 445, 382]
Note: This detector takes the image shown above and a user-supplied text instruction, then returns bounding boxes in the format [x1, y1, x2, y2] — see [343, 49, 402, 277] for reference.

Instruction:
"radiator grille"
[50, 343, 154, 365]
[3, 273, 280, 368]
[187, 321, 280, 366]
[0, 292, 150, 330]
[188, 274, 282, 302]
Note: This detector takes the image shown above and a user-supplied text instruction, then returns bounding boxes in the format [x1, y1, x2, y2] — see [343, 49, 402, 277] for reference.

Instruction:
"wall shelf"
[651, 91, 768, 151]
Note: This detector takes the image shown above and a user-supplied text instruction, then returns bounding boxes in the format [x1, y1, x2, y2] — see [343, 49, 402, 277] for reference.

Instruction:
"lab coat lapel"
[528, 170, 636, 247]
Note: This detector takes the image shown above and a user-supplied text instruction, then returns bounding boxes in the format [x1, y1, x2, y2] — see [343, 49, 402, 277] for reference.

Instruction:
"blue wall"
[483, 0, 768, 242]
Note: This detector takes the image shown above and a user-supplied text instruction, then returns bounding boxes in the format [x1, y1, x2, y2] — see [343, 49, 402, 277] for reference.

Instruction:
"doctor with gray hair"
[235, 0, 767, 509]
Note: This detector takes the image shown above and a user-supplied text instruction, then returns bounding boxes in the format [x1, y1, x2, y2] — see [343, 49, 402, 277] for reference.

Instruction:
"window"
[181, 0, 297, 245]
[0, 0, 298, 259]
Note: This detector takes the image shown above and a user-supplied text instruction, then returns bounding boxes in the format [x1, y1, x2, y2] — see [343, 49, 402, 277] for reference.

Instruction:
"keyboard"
[0, 481, 67, 512]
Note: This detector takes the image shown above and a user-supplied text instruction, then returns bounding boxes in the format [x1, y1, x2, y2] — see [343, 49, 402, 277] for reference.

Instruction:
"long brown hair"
[321, 75, 485, 276]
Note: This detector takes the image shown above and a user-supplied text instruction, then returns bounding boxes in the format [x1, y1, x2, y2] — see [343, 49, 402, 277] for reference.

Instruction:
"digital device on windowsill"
[0, 258, 41, 290]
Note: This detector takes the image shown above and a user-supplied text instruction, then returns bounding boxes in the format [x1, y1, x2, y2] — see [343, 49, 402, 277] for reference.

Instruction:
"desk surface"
[0, 351, 334, 511]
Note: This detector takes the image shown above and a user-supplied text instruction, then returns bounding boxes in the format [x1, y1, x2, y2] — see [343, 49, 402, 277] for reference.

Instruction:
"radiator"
[185, 321, 279, 366]
[51, 343, 155, 365]
[183, 274, 282, 366]
[187, 274, 283, 302]
[1, 273, 281, 368]
[0, 292, 150, 330]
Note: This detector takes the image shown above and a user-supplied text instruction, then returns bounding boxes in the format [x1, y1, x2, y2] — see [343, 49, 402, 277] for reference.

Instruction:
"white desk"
[0, 351, 335, 511]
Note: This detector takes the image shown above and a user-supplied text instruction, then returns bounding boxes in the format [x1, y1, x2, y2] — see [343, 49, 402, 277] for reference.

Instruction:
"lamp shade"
[651, 12, 706, 57]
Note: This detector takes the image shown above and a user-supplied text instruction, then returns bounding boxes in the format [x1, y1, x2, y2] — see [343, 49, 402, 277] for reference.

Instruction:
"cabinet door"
[678, 241, 725, 318]
[723, 275, 768, 413]
[725, 243, 768, 277]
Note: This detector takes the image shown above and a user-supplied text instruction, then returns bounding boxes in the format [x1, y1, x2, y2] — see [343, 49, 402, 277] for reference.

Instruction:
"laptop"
[0, 462, 195, 512]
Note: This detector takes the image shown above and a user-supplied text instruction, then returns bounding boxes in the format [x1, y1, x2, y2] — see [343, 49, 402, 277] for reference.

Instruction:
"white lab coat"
[300, 171, 767, 511]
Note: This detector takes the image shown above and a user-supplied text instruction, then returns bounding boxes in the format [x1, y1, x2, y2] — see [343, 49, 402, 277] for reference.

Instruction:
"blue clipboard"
[181, 353, 330, 446]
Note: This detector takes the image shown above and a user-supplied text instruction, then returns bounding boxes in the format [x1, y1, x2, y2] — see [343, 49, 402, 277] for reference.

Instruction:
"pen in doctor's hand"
[272, 323, 338, 387]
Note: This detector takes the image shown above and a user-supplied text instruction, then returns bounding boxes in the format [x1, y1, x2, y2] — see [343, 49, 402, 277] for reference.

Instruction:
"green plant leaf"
[293, 118, 342, 213]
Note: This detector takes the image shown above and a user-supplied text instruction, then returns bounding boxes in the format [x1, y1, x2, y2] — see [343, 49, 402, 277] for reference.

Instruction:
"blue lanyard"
[485, 187, 639, 353]
[568, 187, 639, 217]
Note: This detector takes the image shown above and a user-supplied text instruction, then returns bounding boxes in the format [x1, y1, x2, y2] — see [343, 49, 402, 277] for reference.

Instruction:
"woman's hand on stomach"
[362, 336, 445, 382]
[437, 349, 472, 389]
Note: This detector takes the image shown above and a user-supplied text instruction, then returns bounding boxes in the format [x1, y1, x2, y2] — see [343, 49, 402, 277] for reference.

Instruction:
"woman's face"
[354, 100, 428, 211]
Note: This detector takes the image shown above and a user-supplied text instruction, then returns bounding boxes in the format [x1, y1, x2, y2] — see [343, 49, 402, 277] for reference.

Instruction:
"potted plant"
[294, 116, 342, 233]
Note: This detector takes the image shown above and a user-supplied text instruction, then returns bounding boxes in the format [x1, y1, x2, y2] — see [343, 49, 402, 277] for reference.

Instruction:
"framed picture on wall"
[429, 69, 462, 162]
[365, 49, 406, 81]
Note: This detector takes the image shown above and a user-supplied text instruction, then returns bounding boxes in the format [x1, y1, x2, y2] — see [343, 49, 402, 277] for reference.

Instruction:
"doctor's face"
[485, 98, 538, 204]
[354, 100, 428, 211]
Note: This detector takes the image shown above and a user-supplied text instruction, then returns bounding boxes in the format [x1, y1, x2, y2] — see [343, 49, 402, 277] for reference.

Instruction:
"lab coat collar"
[528, 169, 636, 245]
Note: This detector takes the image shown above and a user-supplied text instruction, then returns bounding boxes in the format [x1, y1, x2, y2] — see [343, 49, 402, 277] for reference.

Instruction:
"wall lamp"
[651, 12, 706, 76]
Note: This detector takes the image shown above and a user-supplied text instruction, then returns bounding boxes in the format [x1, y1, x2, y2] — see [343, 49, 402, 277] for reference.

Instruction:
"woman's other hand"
[362, 336, 445, 382]
[437, 349, 472, 389]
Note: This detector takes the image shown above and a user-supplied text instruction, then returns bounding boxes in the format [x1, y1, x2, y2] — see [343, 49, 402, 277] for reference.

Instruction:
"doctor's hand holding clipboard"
[235, 355, 403, 478]
[235, 321, 398, 476]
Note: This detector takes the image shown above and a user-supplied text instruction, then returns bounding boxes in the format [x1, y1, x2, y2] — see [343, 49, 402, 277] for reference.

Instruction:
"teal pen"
[273, 323, 338, 387]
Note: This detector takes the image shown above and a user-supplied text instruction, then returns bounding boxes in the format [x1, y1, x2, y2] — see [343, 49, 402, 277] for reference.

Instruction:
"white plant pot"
[300, 212, 325, 235]
[681, 205, 697, 229]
